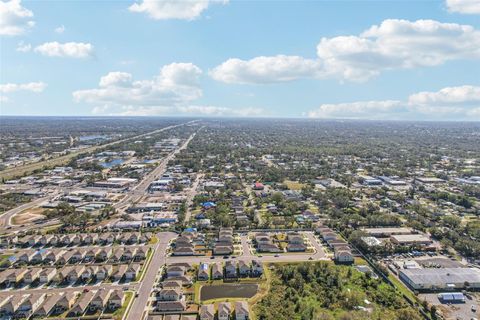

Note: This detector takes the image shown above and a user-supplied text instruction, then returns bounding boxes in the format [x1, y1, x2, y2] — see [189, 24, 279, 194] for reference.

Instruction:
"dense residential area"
[0, 118, 478, 320]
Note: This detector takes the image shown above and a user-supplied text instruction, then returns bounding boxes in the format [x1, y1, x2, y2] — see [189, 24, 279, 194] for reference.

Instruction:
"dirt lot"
[12, 207, 45, 225]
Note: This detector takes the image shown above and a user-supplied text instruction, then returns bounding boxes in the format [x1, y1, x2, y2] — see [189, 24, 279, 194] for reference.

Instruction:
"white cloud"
[408, 85, 480, 106]
[0, 82, 47, 103]
[306, 100, 405, 119]
[210, 55, 324, 84]
[34, 42, 94, 58]
[212, 19, 480, 83]
[95, 105, 264, 117]
[54, 25, 65, 33]
[446, 0, 480, 14]
[0, 0, 34, 36]
[0, 82, 47, 93]
[129, 0, 228, 20]
[306, 85, 480, 120]
[73, 62, 203, 109]
[16, 40, 31, 52]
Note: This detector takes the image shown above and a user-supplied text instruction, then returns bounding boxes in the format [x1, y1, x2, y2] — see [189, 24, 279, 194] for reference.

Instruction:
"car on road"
[210, 256, 215, 259]
[472, 305, 477, 312]
[223, 256, 229, 259]
[274, 254, 280, 257]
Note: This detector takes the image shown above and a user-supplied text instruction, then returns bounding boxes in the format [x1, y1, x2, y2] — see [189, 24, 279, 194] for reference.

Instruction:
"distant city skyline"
[1, 0, 479, 120]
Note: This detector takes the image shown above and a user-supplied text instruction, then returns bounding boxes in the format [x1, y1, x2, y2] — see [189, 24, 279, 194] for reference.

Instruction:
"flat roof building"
[399, 268, 480, 291]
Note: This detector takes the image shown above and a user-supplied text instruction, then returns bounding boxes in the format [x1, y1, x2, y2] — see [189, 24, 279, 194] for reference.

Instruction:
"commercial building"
[399, 268, 480, 291]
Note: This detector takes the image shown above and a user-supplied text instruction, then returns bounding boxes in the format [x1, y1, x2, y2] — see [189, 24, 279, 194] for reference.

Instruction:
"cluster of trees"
[0, 192, 32, 213]
[255, 262, 422, 320]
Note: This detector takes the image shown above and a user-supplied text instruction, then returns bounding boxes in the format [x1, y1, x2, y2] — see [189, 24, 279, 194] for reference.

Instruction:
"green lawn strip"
[136, 247, 154, 282]
[113, 291, 134, 320]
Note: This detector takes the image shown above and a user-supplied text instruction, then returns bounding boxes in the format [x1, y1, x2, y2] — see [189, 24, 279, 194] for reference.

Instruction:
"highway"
[0, 121, 198, 181]
[0, 121, 199, 232]
[114, 130, 199, 213]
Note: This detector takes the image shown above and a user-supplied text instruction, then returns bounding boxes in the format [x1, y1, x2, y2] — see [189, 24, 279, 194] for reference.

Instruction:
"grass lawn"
[136, 248, 154, 282]
[388, 273, 418, 303]
[283, 180, 305, 190]
[148, 235, 158, 245]
[113, 291, 134, 320]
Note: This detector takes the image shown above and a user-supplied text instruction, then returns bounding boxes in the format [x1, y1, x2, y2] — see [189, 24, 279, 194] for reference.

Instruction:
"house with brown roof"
[6, 269, 28, 285]
[234, 301, 250, 320]
[33, 294, 60, 317]
[107, 290, 125, 310]
[218, 302, 233, 320]
[238, 260, 250, 277]
[96, 247, 112, 261]
[2, 295, 26, 315]
[23, 267, 42, 284]
[81, 266, 98, 282]
[212, 263, 223, 279]
[161, 280, 183, 289]
[69, 291, 94, 316]
[200, 304, 215, 320]
[39, 268, 56, 284]
[53, 292, 77, 314]
[125, 263, 141, 280]
[89, 289, 111, 311]
[155, 300, 186, 312]
[97, 265, 113, 281]
[156, 288, 182, 301]
[112, 264, 128, 281]
[17, 293, 45, 318]
[55, 250, 74, 265]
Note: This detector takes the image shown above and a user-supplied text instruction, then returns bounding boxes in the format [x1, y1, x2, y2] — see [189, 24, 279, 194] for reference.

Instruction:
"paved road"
[183, 173, 203, 223]
[115, 130, 199, 213]
[0, 121, 199, 181]
[126, 232, 176, 320]
[168, 231, 328, 265]
[0, 196, 50, 228]
[0, 121, 199, 233]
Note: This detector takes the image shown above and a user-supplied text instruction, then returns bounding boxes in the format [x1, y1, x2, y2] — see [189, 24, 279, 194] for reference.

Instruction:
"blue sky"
[1, 0, 479, 120]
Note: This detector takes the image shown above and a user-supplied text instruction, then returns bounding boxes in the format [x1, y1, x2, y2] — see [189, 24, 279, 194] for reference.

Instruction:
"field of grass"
[254, 261, 423, 320]
[283, 180, 305, 191]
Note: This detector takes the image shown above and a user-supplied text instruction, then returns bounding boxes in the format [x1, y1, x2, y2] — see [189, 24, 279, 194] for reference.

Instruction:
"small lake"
[200, 283, 258, 301]
[100, 158, 125, 168]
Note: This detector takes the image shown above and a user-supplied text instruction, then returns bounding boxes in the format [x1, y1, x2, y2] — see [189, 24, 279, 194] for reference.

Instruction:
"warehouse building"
[399, 268, 480, 291]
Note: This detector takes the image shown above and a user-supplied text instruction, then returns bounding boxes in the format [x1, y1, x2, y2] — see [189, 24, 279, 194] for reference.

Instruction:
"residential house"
[154, 300, 186, 312]
[218, 302, 232, 320]
[107, 290, 125, 310]
[23, 268, 42, 284]
[89, 289, 111, 311]
[238, 260, 250, 277]
[200, 304, 215, 320]
[69, 291, 94, 316]
[125, 264, 141, 281]
[96, 247, 112, 261]
[17, 293, 45, 318]
[235, 301, 250, 320]
[157, 288, 182, 301]
[198, 263, 209, 280]
[112, 264, 128, 281]
[225, 261, 237, 278]
[53, 292, 77, 314]
[33, 294, 60, 317]
[211, 263, 223, 280]
[251, 260, 263, 277]
[39, 268, 56, 284]
[166, 265, 185, 278]
[96, 265, 113, 281]
[2, 295, 26, 315]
